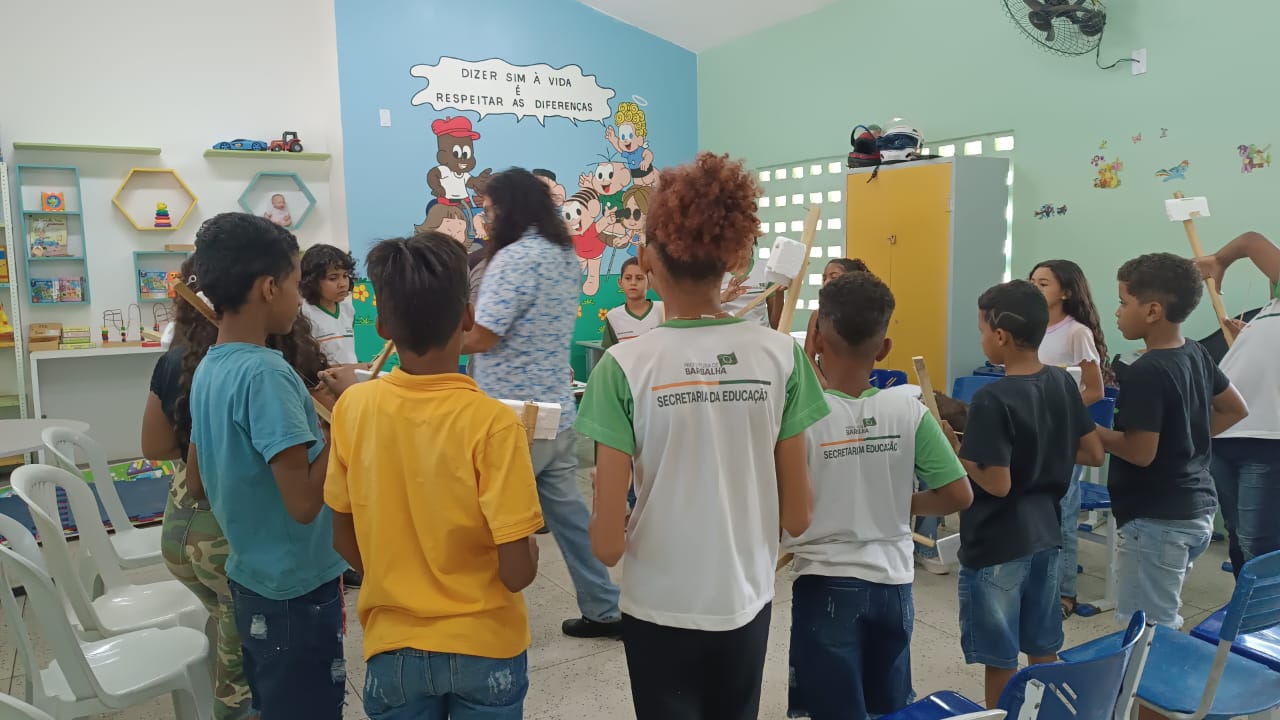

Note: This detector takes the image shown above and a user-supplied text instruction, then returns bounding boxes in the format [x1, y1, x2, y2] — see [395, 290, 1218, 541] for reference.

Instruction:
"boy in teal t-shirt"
[187, 213, 347, 720]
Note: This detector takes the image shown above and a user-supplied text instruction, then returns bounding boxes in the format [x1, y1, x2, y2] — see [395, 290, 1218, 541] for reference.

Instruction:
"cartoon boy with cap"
[426, 116, 492, 207]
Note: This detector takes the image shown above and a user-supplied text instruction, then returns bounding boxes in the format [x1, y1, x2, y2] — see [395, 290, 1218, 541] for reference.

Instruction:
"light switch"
[379, 109, 391, 126]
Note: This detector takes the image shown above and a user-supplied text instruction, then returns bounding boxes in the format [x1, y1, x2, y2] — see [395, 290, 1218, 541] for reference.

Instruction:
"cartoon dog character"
[427, 117, 492, 206]
[579, 161, 633, 216]
[606, 101, 659, 187]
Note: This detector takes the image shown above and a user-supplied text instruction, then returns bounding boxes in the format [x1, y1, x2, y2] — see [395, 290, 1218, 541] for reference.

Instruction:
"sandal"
[1061, 597, 1077, 619]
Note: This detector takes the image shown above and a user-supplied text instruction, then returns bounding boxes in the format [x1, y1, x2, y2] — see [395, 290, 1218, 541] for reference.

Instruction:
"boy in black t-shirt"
[1097, 253, 1248, 629]
[942, 280, 1103, 709]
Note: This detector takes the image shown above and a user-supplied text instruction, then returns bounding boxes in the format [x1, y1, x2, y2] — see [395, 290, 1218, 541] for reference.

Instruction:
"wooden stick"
[173, 280, 332, 421]
[733, 282, 784, 318]
[521, 402, 539, 446]
[776, 206, 822, 332]
[1173, 191, 1234, 347]
[368, 339, 396, 376]
[911, 356, 943, 423]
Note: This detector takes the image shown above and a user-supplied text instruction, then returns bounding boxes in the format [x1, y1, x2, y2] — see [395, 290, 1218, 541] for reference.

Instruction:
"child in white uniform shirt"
[300, 244, 358, 366]
[602, 257, 664, 348]
[1030, 259, 1110, 618]
[784, 272, 972, 720]
[577, 152, 829, 720]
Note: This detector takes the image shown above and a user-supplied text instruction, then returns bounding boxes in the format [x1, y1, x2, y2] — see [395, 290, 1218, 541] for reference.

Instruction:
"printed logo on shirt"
[717, 352, 738, 367]
[651, 376, 772, 408]
[819, 427, 903, 460]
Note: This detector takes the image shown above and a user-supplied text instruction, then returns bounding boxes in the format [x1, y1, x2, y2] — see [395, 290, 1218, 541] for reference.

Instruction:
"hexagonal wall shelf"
[112, 168, 198, 231]
[238, 171, 316, 230]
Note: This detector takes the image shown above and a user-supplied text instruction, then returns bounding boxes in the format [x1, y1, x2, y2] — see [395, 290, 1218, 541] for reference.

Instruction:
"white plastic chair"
[0, 542, 212, 720]
[41, 427, 162, 570]
[0, 693, 54, 720]
[10, 464, 206, 639]
[0, 514, 46, 573]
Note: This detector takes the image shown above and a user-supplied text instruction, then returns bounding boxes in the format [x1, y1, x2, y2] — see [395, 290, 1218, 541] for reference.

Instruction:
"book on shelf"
[58, 342, 98, 351]
[30, 278, 57, 303]
[57, 277, 83, 303]
[0, 303, 13, 342]
[0, 246, 9, 284]
[138, 270, 169, 300]
[28, 217, 69, 258]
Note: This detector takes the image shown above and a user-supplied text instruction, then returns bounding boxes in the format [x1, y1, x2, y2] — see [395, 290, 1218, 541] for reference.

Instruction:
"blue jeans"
[530, 429, 620, 622]
[1211, 437, 1280, 575]
[913, 478, 940, 560]
[958, 548, 1063, 669]
[1116, 515, 1212, 629]
[229, 577, 345, 720]
[1058, 465, 1084, 600]
[363, 649, 527, 719]
[788, 575, 914, 720]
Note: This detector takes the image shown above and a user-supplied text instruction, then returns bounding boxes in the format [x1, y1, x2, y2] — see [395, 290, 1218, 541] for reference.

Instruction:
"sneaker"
[561, 617, 623, 639]
[916, 553, 949, 576]
[342, 569, 364, 587]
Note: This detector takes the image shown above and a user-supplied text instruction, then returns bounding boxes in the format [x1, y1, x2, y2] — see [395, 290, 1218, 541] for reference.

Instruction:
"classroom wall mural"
[334, 0, 697, 371]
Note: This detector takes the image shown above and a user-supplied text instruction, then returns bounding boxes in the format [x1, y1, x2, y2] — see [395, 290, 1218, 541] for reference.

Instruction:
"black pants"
[621, 604, 771, 720]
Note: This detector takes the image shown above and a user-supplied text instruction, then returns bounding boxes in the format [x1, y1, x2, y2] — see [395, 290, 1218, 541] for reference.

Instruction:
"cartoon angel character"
[579, 160, 633, 216]
[563, 188, 614, 296]
[606, 101, 659, 187]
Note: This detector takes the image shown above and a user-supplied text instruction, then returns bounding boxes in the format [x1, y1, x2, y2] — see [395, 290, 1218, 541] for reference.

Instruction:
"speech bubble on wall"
[410, 57, 617, 126]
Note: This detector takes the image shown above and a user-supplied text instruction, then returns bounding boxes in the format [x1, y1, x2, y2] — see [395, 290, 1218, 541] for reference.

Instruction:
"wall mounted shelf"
[16, 164, 91, 305]
[14, 142, 162, 155]
[204, 149, 330, 161]
[133, 250, 190, 304]
[112, 168, 199, 231]
[238, 171, 317, 230]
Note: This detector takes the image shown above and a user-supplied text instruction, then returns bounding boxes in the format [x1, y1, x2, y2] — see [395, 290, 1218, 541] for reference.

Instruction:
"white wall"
[0, 0, 347, 376]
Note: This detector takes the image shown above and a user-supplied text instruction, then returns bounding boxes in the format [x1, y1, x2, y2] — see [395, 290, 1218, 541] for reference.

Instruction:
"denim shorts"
[363, 648, 528, 720]
[229, 577, 346, 720]
[1116, 514, 1213, 629]
[788, 575, 914, 720]
[958, 547, 1063, 669]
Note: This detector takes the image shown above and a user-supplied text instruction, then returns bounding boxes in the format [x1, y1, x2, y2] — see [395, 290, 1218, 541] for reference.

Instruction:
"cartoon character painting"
[1155, 160, 1190, 182]
[426, 116, 492, 208]
[469, 175, 490, 248]
[1093, 158, 1123, 189]
[615, 185, 650, 257]
[533, 168, 567, 206]
[606, 100, 659, 187]
[416, 203, 469, 248]
[579, 160, 633, 215]
[563, 188, 616, 296]
[1239, 144, 1272, 174]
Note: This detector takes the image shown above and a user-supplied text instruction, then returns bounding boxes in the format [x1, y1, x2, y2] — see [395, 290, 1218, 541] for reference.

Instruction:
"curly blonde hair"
[615, 102, 647, 137]
[646, 152, 759, 282]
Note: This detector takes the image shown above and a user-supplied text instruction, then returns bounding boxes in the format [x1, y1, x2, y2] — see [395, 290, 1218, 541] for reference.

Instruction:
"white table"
[30, 346, 164, 461]
[0, 418, 91, 457]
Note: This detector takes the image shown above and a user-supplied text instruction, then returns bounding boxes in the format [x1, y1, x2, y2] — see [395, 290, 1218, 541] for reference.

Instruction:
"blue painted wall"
[334, 0, 696, 368]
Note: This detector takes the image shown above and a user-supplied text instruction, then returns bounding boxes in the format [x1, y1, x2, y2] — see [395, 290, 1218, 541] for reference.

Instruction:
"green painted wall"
[699, 1, 1279, 351]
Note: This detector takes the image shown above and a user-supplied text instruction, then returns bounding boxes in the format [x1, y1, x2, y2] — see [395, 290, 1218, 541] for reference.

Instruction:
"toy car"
[212, 139, 268, 151]
[268, 131, 304, 153]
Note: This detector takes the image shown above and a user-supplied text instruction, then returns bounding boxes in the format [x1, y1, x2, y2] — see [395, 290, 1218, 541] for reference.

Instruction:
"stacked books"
[60, 325, 96, 351]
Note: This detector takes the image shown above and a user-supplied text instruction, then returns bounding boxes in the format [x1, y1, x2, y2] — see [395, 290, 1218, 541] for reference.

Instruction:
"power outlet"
[1132, 48, 1147, 75]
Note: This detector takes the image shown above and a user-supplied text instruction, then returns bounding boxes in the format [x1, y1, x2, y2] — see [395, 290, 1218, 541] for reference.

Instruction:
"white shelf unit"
[1, 161, 31, 467]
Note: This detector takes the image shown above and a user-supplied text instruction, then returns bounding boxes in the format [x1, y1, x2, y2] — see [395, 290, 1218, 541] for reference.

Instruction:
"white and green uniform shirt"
[603, 300, 664, 348]
[1218, 280, 1280, 440]
[576, 317, 829, 631]
[721, 258, 773, 327]
[782, 387, 965, 585]
[301, 299, 356, 365]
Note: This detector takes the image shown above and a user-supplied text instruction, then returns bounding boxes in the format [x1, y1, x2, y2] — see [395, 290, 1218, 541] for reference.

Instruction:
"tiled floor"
[1, 461, 1236, 719]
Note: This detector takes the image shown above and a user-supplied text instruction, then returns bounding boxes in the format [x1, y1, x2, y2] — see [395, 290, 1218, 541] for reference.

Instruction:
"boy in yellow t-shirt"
[323, 231, 543, 718]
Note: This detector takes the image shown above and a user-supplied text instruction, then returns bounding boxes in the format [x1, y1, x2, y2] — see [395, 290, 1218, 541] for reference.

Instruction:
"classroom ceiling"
[579, 0, 838, 51]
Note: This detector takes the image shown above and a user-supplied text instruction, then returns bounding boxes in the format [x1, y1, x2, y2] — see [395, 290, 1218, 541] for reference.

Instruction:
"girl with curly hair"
[576, 152, 831, 719]
[140, 256, 333, 720]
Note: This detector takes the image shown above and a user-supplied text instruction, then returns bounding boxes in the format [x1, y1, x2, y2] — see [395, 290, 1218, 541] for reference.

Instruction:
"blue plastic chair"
[883, 613, 1151, 720]
[1061, 549, 1280, 719]
[951, 375, 999, 404]
[1088, 396, 1116, 428]
[871, 369, 909, 389]
[1191, 605, 1280, 672]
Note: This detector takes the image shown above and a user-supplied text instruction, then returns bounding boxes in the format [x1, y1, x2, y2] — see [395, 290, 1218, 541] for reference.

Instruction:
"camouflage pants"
[162, 491, 253, 720]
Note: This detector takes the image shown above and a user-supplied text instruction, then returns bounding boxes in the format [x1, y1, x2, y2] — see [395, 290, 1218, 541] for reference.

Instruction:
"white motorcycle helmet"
[878, 124, 923, 163]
